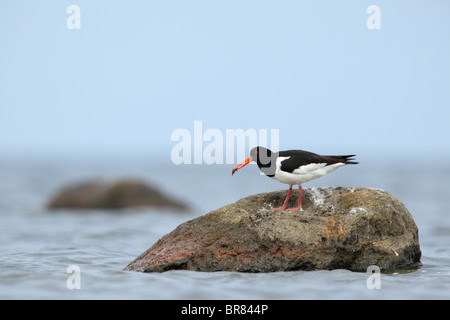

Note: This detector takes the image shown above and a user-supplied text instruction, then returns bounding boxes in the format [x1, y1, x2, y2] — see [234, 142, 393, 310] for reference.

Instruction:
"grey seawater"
[0, 155, 449, 299]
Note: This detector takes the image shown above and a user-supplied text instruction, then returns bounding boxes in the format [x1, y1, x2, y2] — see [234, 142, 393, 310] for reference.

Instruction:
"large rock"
[47, 179, 187, 211]
[124, 187, 421, 272]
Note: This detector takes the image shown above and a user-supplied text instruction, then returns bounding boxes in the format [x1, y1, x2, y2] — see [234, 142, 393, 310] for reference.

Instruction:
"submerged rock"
[47, 179, 187, 211]
[124, 187, 421, 272]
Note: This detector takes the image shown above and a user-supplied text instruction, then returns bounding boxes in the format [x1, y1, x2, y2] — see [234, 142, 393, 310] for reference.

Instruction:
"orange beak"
[232, 156, 252, 175]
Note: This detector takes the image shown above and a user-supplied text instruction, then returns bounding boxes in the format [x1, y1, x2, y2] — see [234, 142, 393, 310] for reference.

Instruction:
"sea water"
[0, 155, 449, 299]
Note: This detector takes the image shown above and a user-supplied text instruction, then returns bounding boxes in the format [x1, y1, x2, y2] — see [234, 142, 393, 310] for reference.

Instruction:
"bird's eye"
[256, 151, 259, 154]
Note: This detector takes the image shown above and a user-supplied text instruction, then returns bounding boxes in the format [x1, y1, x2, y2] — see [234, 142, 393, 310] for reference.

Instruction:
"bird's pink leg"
[272, 186, 293, 211]
[287, 185, 303, 211]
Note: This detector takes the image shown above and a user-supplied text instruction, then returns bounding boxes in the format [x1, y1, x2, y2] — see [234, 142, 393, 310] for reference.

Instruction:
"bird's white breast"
[272, 156, 345, 185]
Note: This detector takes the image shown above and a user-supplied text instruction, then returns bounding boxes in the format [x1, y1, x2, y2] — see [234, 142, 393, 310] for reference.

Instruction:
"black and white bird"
[232, 146, 358, 211]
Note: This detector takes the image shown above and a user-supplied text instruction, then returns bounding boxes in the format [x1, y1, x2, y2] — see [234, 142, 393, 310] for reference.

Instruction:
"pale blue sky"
[1, 1, 449, 162]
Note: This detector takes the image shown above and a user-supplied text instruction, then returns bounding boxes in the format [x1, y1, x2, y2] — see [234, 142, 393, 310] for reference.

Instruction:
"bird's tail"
[326, 154, 358, 165]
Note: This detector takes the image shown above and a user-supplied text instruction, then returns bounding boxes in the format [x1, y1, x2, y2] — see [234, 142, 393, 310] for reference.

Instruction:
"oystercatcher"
[232, 146, 358, 211]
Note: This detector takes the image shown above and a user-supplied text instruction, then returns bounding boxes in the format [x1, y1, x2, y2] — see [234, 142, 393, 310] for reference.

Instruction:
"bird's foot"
[286, 206, 303, 211]
[271, 206, 303, 211]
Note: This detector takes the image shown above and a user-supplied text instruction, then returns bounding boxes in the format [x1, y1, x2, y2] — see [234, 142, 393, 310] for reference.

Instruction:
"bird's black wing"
[278, 150, 357, 173]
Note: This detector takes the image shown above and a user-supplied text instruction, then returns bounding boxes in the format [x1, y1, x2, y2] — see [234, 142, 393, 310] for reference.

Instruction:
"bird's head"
[231, 146, 272, 175]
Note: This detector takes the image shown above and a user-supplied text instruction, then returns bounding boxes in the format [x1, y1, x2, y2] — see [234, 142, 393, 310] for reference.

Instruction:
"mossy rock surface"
[124, 187, 421, 272]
